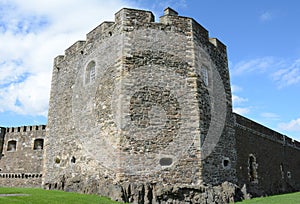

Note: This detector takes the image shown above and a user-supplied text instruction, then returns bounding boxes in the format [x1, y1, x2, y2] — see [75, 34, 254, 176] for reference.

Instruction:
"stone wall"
[0, 125, 45, 188]
[234, 113, 300, 197]
[43, 7, 237, 202]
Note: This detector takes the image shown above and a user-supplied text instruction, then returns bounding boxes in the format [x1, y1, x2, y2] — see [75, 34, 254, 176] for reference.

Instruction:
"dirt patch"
[0, 194, 29, 197]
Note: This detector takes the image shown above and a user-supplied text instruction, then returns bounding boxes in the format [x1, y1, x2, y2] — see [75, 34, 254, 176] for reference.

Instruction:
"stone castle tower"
[1, 7, 299, 204]
[43, 7, 236, 201]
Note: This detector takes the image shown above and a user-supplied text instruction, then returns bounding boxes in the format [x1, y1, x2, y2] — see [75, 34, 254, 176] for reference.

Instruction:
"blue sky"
[0, 0, 299, 141]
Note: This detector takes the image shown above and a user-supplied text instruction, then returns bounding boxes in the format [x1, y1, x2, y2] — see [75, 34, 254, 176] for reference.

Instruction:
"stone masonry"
[43, 7, 237, 202]
[0, 126, 45, 188]
[0, 7, 299, 204]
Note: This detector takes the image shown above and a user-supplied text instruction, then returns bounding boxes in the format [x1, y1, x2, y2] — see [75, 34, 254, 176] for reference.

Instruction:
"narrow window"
[33, 139, 44, 150]
[280, 163, 284, 179]
[90, 66, 95, 81]
[248, 154, 258, 183]
[201, 66, 209, 86]
[85, 61, 96, 84]
[7, 140, 17, 152]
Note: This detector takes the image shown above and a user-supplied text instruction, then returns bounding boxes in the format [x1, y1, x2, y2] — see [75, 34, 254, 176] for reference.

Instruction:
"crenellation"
[115, 8, 154, 26]
[209, 38, 227, 53]
[295, 140, 300, 148]
[54, 55, 65, 67]
[190, 18, 209, 43]
[164, 7, 179, 16]
[86, 21, 115, 42]
[284, 136, 298, 148]
[159, 12, 193, 35]
[64, 40, 86, 57]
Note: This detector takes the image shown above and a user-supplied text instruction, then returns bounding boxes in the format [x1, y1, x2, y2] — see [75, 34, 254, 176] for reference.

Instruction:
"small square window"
[7, 140, 17, 152]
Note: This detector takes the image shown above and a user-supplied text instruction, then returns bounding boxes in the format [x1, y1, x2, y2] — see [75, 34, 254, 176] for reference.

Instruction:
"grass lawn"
[1, 187, 299, 204]
[236, 191, 300, 204]
[0, 187, 121, 204]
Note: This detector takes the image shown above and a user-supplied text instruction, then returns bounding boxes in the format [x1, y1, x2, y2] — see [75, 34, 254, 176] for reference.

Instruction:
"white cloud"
[233, 107, 250, 115]
[272, 59, 300, 88]
[261, 112, 280, 120]
[260, 11, 272, 22]
[232, 94, 248, 106]
[278, 118, 300, 131]
[231, 84, 242, 93]
[231, 57, 278, 76]
[232, 57, 300, 88]
[231, 84, 250, 115]
[0, 0, 134, 117]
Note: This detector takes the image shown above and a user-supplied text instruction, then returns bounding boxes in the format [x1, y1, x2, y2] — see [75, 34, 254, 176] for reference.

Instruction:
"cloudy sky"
[0, 0, 299, 141]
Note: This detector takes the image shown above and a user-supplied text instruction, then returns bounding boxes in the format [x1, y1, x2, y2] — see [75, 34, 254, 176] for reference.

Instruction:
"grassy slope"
[0, 187, 121, 204]
[236, 192, 300, 204]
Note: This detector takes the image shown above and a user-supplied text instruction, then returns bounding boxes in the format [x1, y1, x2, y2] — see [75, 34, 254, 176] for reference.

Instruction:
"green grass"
[1, 187, 299, 204]
[0, 187, 121, 204]
[236, 191, 300, 204]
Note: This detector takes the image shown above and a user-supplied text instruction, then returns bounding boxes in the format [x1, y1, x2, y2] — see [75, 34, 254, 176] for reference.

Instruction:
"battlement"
[115, 8, 155, 26]
[209, 38, 227, 53]
[86, 21, 115, 42]
[234, 113, 300, 151]
[64, 40, 86, 56]
[5, 125, 46, 133]
[53, 7, 227, 63]
[285, 136, 300, 149]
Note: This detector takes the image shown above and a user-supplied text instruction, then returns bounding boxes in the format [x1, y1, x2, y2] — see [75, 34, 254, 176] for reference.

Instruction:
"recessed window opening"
[85, 61, 96, 84]
[33, 139, 44, 150]
[222, 157, 231, 169]
[248, 154, 258, 183]
[201, 66, 209, 86]
[280, 163, 284, 179]
[7, 140, 17, 152]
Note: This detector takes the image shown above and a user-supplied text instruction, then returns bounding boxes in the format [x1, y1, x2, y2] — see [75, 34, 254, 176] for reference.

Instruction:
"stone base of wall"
[118, 181, 245, 204]
[44, 173, 246, 204]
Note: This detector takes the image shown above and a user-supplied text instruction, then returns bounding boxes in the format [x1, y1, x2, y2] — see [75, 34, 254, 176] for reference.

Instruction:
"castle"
[0, 8, 299, 203]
